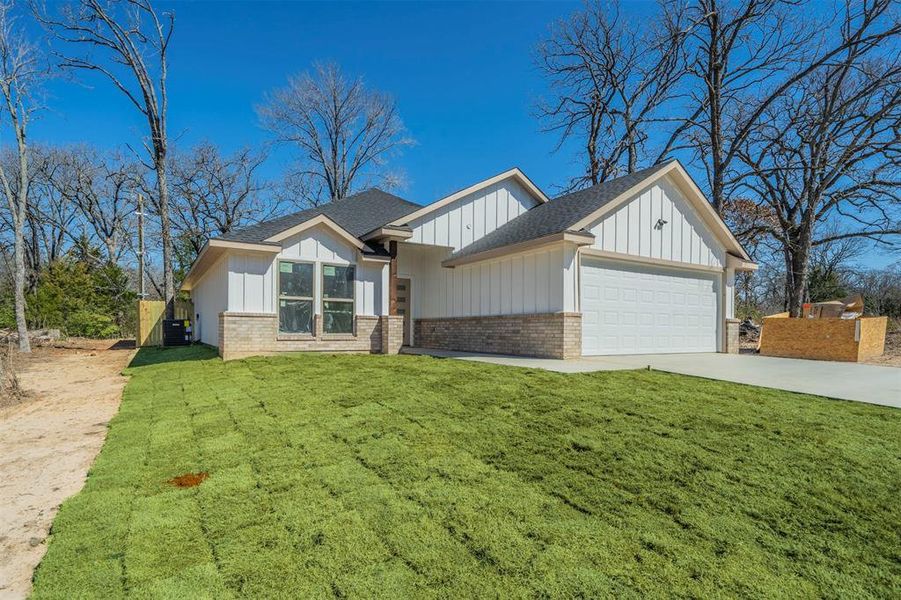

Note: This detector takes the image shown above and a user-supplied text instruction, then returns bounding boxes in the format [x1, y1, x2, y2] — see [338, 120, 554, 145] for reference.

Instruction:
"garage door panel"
[581, 259, 719, 355]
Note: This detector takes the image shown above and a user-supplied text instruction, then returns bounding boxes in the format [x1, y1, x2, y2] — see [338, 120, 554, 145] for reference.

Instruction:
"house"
[181, 159, 757, 361]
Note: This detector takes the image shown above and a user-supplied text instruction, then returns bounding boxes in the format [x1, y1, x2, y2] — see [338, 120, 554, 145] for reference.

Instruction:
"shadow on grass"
[108, 339, 136, 351]
[127, 344, 219, 368]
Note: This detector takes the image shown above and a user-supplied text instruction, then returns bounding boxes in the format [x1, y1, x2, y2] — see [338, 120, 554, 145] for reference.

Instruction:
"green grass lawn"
[31, 347, 900, 598]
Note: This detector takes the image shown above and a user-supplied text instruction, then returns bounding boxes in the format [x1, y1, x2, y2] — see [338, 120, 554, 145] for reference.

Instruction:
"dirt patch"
[862, 328, 901, 368]
[0, 339, 135, 599]
[169, 472, 209, 488]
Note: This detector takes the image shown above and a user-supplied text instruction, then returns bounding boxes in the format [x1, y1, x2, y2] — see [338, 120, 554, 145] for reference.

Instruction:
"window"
[322, 264, 354, 334]
[278, 261, 313, 333]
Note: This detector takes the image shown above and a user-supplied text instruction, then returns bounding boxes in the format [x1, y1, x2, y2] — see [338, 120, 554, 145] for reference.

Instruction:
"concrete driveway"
[403, 348, 901, 408]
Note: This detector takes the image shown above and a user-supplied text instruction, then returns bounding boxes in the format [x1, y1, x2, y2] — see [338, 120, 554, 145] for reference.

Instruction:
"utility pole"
[136, 193, 146, 299]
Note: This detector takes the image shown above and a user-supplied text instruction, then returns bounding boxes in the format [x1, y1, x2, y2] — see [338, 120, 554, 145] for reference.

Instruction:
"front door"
[395, 278, 411, 346]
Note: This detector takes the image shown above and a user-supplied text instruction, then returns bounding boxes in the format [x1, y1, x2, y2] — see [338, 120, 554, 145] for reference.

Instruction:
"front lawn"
[32, 347, 900, 598]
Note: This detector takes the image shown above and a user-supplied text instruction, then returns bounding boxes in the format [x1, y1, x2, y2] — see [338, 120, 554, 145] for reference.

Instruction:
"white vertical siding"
[191, 255, 228, 346]
[562, 245, 579, 313]
[407, 179, 541, 250]
[227, 253, 274, 313]
[396, 242, 572, 320]
[588, 179, 726, 268]
[725, 268, 735, 320]
[279, 225, 356, 264]
[355, 262, 385, 316]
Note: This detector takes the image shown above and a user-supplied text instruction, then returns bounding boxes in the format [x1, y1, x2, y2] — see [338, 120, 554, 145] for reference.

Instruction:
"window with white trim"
[278, 260, 314, 333]
[321, 264, 354, 334]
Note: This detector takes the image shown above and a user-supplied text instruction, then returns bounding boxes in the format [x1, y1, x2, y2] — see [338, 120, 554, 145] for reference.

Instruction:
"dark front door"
[395, 278, 411, 346]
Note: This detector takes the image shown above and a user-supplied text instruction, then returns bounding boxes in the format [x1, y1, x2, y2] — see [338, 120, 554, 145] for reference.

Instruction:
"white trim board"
[580, 248, 725, 274]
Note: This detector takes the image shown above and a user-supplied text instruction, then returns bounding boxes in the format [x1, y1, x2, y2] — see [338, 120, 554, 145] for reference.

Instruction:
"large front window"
[322, 264, 354, 334]
[278, 261, 313, 333]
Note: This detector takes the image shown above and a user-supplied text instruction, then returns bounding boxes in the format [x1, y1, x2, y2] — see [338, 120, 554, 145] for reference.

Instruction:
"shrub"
[66, 311, 120, 338]
[24, 256, 137, 338]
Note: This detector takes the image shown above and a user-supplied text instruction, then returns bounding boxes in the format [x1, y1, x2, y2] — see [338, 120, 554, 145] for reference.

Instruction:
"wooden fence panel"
[136, 300, 194, 347]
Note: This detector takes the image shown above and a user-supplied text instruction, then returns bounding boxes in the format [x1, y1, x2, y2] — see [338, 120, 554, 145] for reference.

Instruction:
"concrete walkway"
[402, 348, 901, 408]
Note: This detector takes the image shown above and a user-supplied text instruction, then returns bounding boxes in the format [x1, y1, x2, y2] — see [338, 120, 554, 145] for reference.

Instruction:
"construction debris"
[0, 329, 62, 346]
[803, 294, 864, 320]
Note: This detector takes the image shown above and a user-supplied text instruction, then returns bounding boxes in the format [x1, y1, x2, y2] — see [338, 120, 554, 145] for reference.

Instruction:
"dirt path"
[0, 340, 135, 599]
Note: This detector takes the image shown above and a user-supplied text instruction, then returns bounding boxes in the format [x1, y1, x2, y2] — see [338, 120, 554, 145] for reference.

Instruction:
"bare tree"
[659, 0, 900, 215]
[258, 62, 413, 204]
[28, 146, 80, 266]
[41, 0, 176, 316]
[849, 263, 901, 317]
[537, 0, 689, 191]
[0, 3, 43, 352]
[53, 147, 138, 263]
[735, 4, 900, 316]
[169, 142, 271, 264]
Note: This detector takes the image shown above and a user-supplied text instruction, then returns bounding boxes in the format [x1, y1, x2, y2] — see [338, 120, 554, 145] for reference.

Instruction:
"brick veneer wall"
[725, 318, 740, 354]
[414, 313, 582, 359]
[380, 315, 404, 355]
[218, 312, 382, 360]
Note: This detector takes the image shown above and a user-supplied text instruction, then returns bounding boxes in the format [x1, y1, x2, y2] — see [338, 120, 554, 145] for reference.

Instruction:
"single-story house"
[182, 159, 757, 360]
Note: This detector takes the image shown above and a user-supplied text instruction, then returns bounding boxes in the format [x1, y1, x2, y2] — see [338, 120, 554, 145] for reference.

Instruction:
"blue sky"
[32, 1, 590, 202]
[22, 1, 898, 268]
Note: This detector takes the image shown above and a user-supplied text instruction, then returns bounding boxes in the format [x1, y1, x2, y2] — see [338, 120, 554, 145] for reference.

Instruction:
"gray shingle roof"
[448, 161, 676, 262]
[217, 188, 421, 244]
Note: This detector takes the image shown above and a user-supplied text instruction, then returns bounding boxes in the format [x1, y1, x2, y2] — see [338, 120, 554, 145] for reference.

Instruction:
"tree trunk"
[155, 154, 175, 319]
[785, 232, 812, 318]
[14, 131, 30, 352]
[626, 125, 636, 173]
[13, 213, 30, 352]
[705, 2, 725, 216]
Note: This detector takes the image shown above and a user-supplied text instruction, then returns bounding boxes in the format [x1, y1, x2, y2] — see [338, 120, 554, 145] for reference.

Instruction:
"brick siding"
[218, 312, 383, 361]
[381, 315, 404, 355]
[725, 318, 740, 354]
[414, 313, 582, 359]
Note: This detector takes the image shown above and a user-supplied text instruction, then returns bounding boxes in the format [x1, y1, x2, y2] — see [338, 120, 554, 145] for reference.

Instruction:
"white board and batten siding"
[407, 179, 541, 250]
[227, 253, 275, 314]
[191, 255, 228, 346]
[585, 179, 726, 269]
[397, 244, 579, 320]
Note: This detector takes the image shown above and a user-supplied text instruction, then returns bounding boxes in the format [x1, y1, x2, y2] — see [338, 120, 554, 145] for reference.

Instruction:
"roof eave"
[441, 230, 594, 268]
[360, 225, 414, 243]
[181, 239, 280, 291]
[726, 253, 758, 271]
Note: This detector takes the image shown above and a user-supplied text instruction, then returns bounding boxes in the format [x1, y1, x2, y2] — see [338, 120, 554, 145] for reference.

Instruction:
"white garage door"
[580, 258, 720, 355]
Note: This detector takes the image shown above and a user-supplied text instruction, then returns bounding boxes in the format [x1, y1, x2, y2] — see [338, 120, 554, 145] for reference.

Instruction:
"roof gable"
[445, 162, 676, 265]
[444, 160, 750, 266]
[570, 161, 748, 261]
[265, 214, 363, 248]
[584, 175, 727, 268]
[390, 167, 548, 227]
